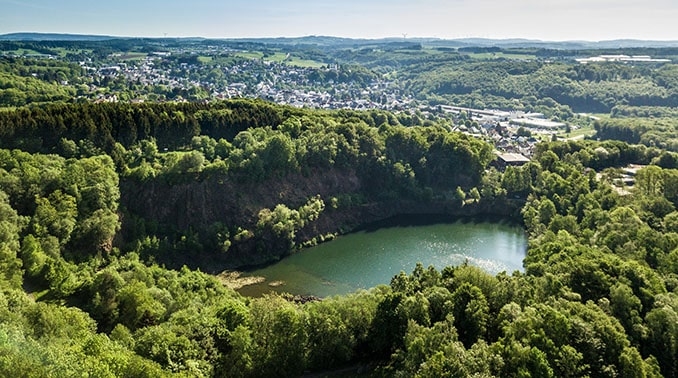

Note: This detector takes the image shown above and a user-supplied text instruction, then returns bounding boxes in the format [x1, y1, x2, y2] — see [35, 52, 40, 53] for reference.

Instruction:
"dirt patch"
[216, 270, 265, 290]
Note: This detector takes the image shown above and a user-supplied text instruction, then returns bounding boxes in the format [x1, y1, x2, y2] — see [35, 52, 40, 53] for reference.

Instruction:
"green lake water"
[237, 217, 527, 297]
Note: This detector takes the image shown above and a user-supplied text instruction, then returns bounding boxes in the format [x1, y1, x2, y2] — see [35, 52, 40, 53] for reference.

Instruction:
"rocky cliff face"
[121, 169, 362, 230]
[119, 169, 522, 271]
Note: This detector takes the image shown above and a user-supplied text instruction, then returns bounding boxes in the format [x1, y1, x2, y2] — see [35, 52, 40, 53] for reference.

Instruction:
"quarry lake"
[236, 216, 527, 298]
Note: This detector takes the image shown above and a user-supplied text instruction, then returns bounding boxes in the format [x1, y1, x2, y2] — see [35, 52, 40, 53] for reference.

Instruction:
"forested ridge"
[0, 98, 677, 377]
[0, 100, 498, 268]
[400, 59, 678, 115]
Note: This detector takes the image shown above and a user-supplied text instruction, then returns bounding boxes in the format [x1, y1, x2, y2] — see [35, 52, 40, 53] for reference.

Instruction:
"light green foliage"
[398, 292, 431, 328]
[249, 295, 307, 377]
[67, 155, 120, 214]
[643, 294, 678, 377]
[538, 198, 557, 225]
[257, 204, 301, 244]
[31, 190, 77, 243]
[117, 281, 167, 329]
[175, 151, 206, 173]
[134, 325, 208, 375]
[304, 294, 376, 370]
[26, 301, 96, 340]
[20, 234, 47, 278]
[0, 190, 23, 288]
[609, 283, 644, 341]
[454, 186, 466, 204]
[636, 165, 664, 196]
[0, 69, 76, 106]
[502, 165, 533, 195]
[393, 318, 460, 376]
[215, 324, 253, 378]
[191, 136, 217, 161]
[256, 195, 325, 254]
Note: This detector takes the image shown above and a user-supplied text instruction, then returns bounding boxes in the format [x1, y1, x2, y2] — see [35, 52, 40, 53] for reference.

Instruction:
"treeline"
[332, 47, 467, 74]
[0, 100, 491, 187]
[594, 117, 678, 152]
[0, 99, 283, 152]
[0, 39, 169, 59]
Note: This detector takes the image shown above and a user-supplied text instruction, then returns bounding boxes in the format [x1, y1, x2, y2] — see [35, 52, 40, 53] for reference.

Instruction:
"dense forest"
[2, 38, 678, 376]
[0, 99, 677, 377]
[0, 100, 497, 268]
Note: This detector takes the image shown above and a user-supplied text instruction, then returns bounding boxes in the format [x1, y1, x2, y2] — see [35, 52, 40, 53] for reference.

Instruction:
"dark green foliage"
[0, 99, 282, 154]
[595, 117, 678, 152]
[450, 283, 489, 348]
[3, 77, 678, 376]
[369, 292, 408, 358]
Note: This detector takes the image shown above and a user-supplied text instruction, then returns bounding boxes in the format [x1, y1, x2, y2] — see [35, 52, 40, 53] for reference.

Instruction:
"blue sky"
[1, 0, 677, 41]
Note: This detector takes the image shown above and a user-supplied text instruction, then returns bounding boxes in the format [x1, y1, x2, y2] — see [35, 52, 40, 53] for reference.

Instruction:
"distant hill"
[426, 38, 678, 50]
[590, 39, 678, 49]
[0, 32, 119, 41]
[2, 32, 678, 49]
[208, 36, 678, 50]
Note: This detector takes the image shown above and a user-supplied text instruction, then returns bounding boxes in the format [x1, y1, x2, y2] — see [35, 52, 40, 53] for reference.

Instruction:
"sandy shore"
[217, 270, 266, 290]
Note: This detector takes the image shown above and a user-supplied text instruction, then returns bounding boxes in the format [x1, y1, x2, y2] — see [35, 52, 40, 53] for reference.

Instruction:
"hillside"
[4, 32, 678, 48]
[0, 43, 678, 377]
[0, 32, 119, 41]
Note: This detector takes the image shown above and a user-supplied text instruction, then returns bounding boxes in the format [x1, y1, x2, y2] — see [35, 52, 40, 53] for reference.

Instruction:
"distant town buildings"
[576, 55, 671, 64]
[83, 53, 412, 112]
[6, 46, 562, 159]
[509, 117, 566, 130]
[493, 152, 531, 170]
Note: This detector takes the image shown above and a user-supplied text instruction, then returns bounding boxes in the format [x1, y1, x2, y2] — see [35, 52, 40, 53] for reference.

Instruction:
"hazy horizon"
[2, 0, 677, 42]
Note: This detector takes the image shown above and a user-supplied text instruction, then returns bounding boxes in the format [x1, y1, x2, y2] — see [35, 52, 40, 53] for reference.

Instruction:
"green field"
[465, 52, 537, 60]
[267, 53, 325, 68]
[558, 124, 597, 139]
[51, 47, 95, 57]
[118, 52, 148, 61]
[284, 57, 326, 68]
[0, 48, 44, 56]
[265, 52, 288, 62]
[234, 51, 264, 60]
[235, 50, 325, 68]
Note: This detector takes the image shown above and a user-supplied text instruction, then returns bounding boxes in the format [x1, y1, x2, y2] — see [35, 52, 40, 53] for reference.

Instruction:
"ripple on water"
[237, 220, 527, 297]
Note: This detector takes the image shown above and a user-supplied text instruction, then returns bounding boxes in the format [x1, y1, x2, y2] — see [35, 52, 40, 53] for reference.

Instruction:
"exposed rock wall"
[119, 169, 522, 271]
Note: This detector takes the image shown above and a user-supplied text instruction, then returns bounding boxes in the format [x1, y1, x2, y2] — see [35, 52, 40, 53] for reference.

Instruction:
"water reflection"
[236, 217, 527, 297]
